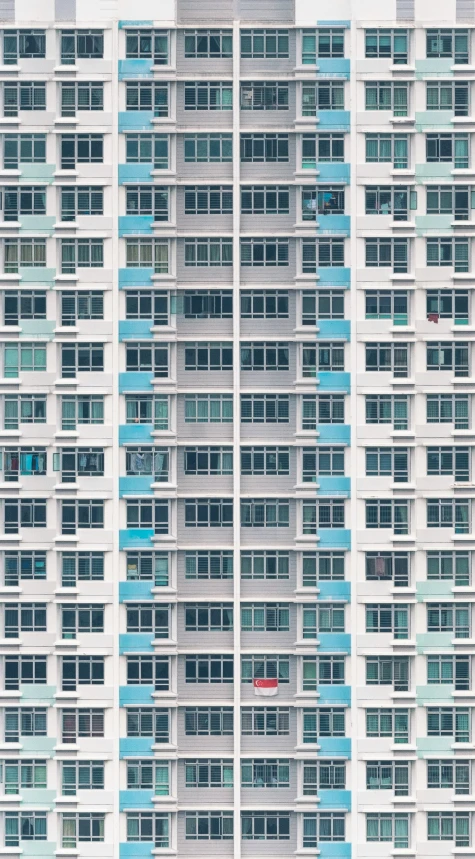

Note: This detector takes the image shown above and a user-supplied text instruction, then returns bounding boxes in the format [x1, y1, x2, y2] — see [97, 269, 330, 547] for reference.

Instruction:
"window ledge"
[54, 64, 79, 72]
[0, 221, 19, 229]
[54, 639, 79, 647]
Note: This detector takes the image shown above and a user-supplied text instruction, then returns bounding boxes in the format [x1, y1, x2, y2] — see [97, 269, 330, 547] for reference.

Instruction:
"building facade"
[0, 0, 472, 855]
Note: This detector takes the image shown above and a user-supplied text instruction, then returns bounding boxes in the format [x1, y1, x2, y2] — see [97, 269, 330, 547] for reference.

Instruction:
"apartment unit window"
[428, 812, 470, 846]
[365, 82, 408, 115]
[61, 396, 103, 430]
[185, 655, 233, 684]
[61, 82, 103, 116]
[60, 29, 103, 63]
[61, 604, 104, 639]
[182, 290, 231, 318]
[185, 342, 232, 371]
[302, 188, 344, 219]
[365, 28, 408, 63]
[127, 656, 169, 690]
[62, 761, 104, 794]
[241, 551, 289, 579]
[125, 29, 168, 63]
[365, 237, 408, 271]
[61, 552, 104, 587]
[302, 552, 345, 585]
[4, 290, 45, 324]
[184, 446, 232, 476]
[61, 814, 104, 848]
[61, 238, 103, 273]
[185, 603, 232, 631]
[0, 446, 46, 480]
[367, 708, 409, 743]
[61, 499, 104, 534]
[428, 707, 470, 743]
[242, 812, 289, 840]
[184, 187, 232, 219]
[241, 342, 289, 371]
[302, 394, 345, 428]
[427, 28, 469, 62]
[4, 499, 46, 533]
[186, 812, 233, 840]
[241, 759, 288, 787]
[365, 187, 409, 220]
[427, 289, 469, 322]
[302, 343, 344, 376]
[5, 812, 47, 846]
[241, 238, 288, 267]
[184, 498, 232, 527]
[3, 82, 46, 116]
[126, 499, 168, 534]
[4, 238, 45, 272]
[126, 291, 168, 324]
[185, 133, 232, 162]
[367, 761, 409, 794]
[185, 759, 233, 787]
[3, 343, 46, 377]
[302, 28, 344, 62]
[61, 185, 104, 219]
[242, 185, 289, 215]
[5, 603, 46, 637]
[240, 134, 288, 165]
[427, 81, 469, 115]
[367, 656, 409, 691]
[303, 708, 345, 742]
[126, 134, 168, 169]
[127, 239, 169, 273]
[60, 134, 103, 169]
[241, 499, 289, 528]
[241, 394, 289, 424]
[241, 29, 288, 58]
[427, 185, 470, 220]
[61, 656, 103, 690]
[303, 761, 346, 794]
[427, 237, 469, 271]
[366, 343, 408, 377]
[185, 707, 233, 735]
[126, 446, 168, 482]
[303, 655, 345, 689]
[5, 655, 46, 689]
[3, 760, 46, 793]
[427, 446, 470, 482]
[185, 238, 232, 266]
[241, 81, 288, 110]
[125, 343, 168, 376]
[61, 709, 104, 743]
[61, 343, 104, 377]
[241, 707, 289, 735]
[427, 551, 470, 586]
[366, 134, 409, 169]
[302, 133, 344, 167]
[242, 655, 289, 683]
[426, 133, 469, 168]
[303, 813, 345, 847]
[241, 446, 289, 476]
[126, 552, 169, 586]
[428, 655, 469, 689]
[4, 708, 46, 743]
[185, 29, 232, 57]
[302, 446, 344, 481]
[126, 813, 169, 847]
[184, 394, 232, 424]
[427, 498, 470, 532]
[127, 709, 170, 742]
[185, 81, 232, 110]
[126, 82, 168, 117]
[61, 291, 103, 325]
[3, 186, 45, 220]
[2, 395, 45, 429]
[3, 29, 45, 62]
[367, 814, 409, 848]
[3, 551, 46, 586]
[241, 603, 289, 632]
[366, 395, 409, 430]
[302, 82, 344, 116]
[302, 500, 345, 532]
[241, 290, 288, 319]
[126, 185, 168, 220]
[3, 134, 46, 168]
[127, 604, 170, 638]
[428, 603, 470, 638]
[366, 447, 409, 482]
[366, 604, 409, 639]
[427, 342, 469, 375]
[302, 238, 344, 271]
[304, 604, 344, 636]
[185, 551, 232, 580]
[126, 395, 169, 430]
[366, 500, 409, 534]
[366, 552, 410, 587]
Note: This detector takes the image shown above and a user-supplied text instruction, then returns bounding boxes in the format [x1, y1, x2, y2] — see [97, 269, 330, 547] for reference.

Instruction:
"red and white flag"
[253, 678, 278, 697]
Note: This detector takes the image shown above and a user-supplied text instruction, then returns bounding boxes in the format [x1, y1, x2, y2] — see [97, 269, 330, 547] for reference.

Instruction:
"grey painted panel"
[176, 84, 233, 129]
[240, 291, 296, 338]
[240, 707, 297, 754]
[177, 367, 234, 389]
[241, 105, 296, 129]
[176, 571, 234, 598]
[178, 731, 235, 754]
[240, 394, 297, 438]
[241, 211, 295, 232]
[0, 0, 14, 20]
[177, 658, 234, 699]
[396, 0, 414, 17]
[457, 0, 475, 16]
[240, 576, 296, 598]
[55, 0, 75, 20]
[240, 240, 297, 283]
[241, 629, 296, 649]
[176, 244, 234, 283]
[240, 134, 296, 182]
[178, 317, 234, 337]
[177, 0, 234, 24]
[239, 0, 295, 23]
[241, 473, 295, 493]
[177, 501, 234, 546]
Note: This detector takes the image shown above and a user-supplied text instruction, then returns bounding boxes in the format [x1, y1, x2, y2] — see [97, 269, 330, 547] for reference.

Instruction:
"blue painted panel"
[317, 58, 350, 78]
[120, 633, 154, 654]
[119, 163, 154, 184]
[22, 843, 55, 857]
[119, 529, 155, 550]
[120, 789, 154, 810]
[119, 268, 154, 287]
[318, 581, 351, 602]
[317, 425, 350, 445]
[20, 216, 55, 233]
[317, 267, 350, 285]
[318, 110, 350, 130]
[317, 20, 351, 27]
[20, 163, 55, 181]
[317, 320, 350, 340]
[120, 477, 154, 496]
[317, 529, 351, 549]
[119, 59, 153, 79]
[317, 372, 351, 392]
[119, 111, 154, 132]
[120, 582, 154, 602]
[120, 844, 154, 858]
[20, 267, 55, 284]
[318, 789, 351, 810]
[317, 737, 351, 757]
[318, 633, 351, 654]
[120, 738, 154, 757]
[318, 843, 352, 859]
[317, 476, 350, 497]
[21, 685, 55, 702]
[316, 163, 350, 183]
[119, 372, 154, 392]
[119, 321, 153, 340]
[119, 685, 155, 706]
[317, 214, 350, 236]
[119, 19, 153, 27]
[119, 215, 153, 236]
[119, 424, 154, 444]
[317, 684, 351, 706]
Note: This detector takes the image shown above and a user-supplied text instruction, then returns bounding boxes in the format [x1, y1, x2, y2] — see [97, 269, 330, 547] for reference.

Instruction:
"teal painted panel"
[415, 58, 453, 76]
[21, 685, 55, 702]
[21, 788, 55, 807]
[317, 266, 350, 286]
[119, 215, 153, 236]
[22, 843, 55, 856]
[417, 580, 454, 600]
[119, 19, 153, 27]
[120, 477, 154, 496]
[20, 164, 55, 181]
[120, 844, 154, 858]
[317, 58, 350, 78]
[119, 267, 154, 287]
[119, 372, 154, 392]
[417, 736, 454, 755]
[19, 216, 55, 234]
[318, 789, 351, 809]
[317, 372, 351, 392]
[119, 163, 154, 184]
[119, 111, 154, 132]
[415, 162, 454, 179]
[19, 267, 55, 284]
[119, 529, 155, 549]
[416, 684, 454, 704]
[20, 737, 55, 755]
[119, 685, 155, 706]
[415, 214, 453, 231]
[317, 529, 351, 549]
[317, 320, 350, 340]
[417, 632, 453, 653]
[119, 424, 154, 444]
[20, 320, 55, 338]
[119, 320, 153, 340]
[120, 633, 154, 653]
[318, 633, 351, 653]
[318, 844, 351, 859]
[120, 789, 154, 810]
[317, 737, 351, 757]
[318, 110, 350, 130]
[317, 684, 351, 706]
[316, 476, 350, 497]
[119, 59, 153, 79]
[415, 110, 454, 129]
[317, 425, 350, 445]
[120, 582, 154, 602]
[318, 581, 350, 601]
[317, 214, 350, 236]
[120, 737, 154, 757]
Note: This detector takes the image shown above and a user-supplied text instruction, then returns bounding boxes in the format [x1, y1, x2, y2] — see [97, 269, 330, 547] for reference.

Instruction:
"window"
[60, 29, 103, 63]
[427, 812, 470, 846]
[62, 761, 104, 794]
[427, 498, 470, 532]
[60, 134, 103, 169]
[427, 289, 469, 323]
[3, 551, 46, 586]
[302, 238, 345, 271]
[184, 186, 232, 216]
[61, 396, 104, 430]
[4, 290, 46, 324]
[303, 761, 346, 794]
[427, 655, 470, 689]
[2, 395, 46, 429]
[302, 82, 344, 115]
[302, 28, 344, 62]
[126, 813, 169, 847]
[240, 133, 289, 163]
[365, 343, 409, 377]
[242, 655, 289, 683]
[61, 552, 104, 587]
[302, 813, 345, 846]
[302, 500, 345, 532]
[184, 394, 232, 423]
[61, 343, 104, 377]
[5, 812, 47, 846]
[427, 185, 470, 220]
[241, 394, 289, 423]
[302, 552, 345, 585]
[365, 447, 409, 482]
[185, 707, 233, 735]
[185, 238, 232, 266]
[0, 447, 46, 481]
[241, 447, 289, 476]
[366, 656, 409, 690]
[60, 187, 103, 221]
[4, 655, 47, 689]
[241, 290, 288, 319]
[4, 499, 46, 533]
[4, 238, 46, 272]
[125, 82, 168, 117]
[126, 604, 170, 638]
[61, 814, 104, 848]
[302, 187, 345, 219]
[5, 603, 46, 638]
[366, 708, 409, 744]
[241, 342, 289, 371]
[241, 551, 289, 580]
[302, 708, 345, 742]
[126, 552, 169, 586]
[3, 29, 45, 63]
[61, 82, 103, 117]
[185, 133, 232, 162]
[427, 81, 469, 115]
[366, 814, 409, 848]
[125, 343, 168, 376]
[61, 708, 104, 743]
[185, 603, 232, 631]
[428, 707, 470, 743]
[302, 447, 345, 481]
[127, 709, 170, 743]
[242, 812, 290, 840]
[184, 499, 233, 527]
[365, 28, 408, 62]
[61, 656, 104, 690]
[427, 341, 469, 375]
[3, 186, 46, 220]
[3, 760, 46, 793]
[126, 395, 169, 430]
[185, 29, 232, 58]
[185, 759, 233, 787]
[125, 29, 168, 63]
[427, 603, 470, 638]
[186, 812, 233, 840]
[241, 81, 288, 110]
[302, 133, 344, 167]
[127, 761, 170, 795]
[427, 446, 470, 482]
[241, 499, 289, 528]
[61, 238, 103, 273]
[365, 394, 409, 430]
[126, 499, 169, 534]
[185, 81, 232, 111]
[185, 655, 233, 683]
[366, 237, 409, 272]
[427, 28, 469, 63]
[302, 343, 344, 375]
[241, 238, 288, 266]
[125, 185, 168, 220]
[365, 82, 408, 115]
[303, 604, 345, 637]
[4, 708, 46, 743]
[184, 342, 232, 370]
[241, 604, 289, 632]
[426, 133, 469, 168]
[241, 186, 289, 215]
[185, 290, 232, 320]
[61, 291, 103, 325]
[365, 499, 409, 534]
[241, 707, 289, 735]
[184, 446, 232, 476]
[61, 499, 104, 534]
[241, 760, 288, 787]
[125, 134, 168, 169]
[302, 394, 344, 428]
[365, 552, 410, 587]
[427, 237, 469, 271]
[427, 551, 470, 586]
[241, 29, 288, 58]
[3, 343, 46, 377]
[185, 551, 233, 580]
[3, 134, 46, 169]
[366, 133, 409, 168]
[366, 604, 409, 639]
[365, 187, 409, 220]
[126, 446, 169, 482]
[127, 656, 169, 690]
[61, 604, 104, 639]
[3, 82, 46, 116]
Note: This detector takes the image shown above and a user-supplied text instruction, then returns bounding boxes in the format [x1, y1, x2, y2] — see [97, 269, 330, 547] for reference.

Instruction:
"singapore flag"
[253, 678, 278, 696]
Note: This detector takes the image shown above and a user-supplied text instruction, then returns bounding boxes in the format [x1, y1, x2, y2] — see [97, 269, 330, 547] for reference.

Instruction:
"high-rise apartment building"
[0, 0, 473, 854]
